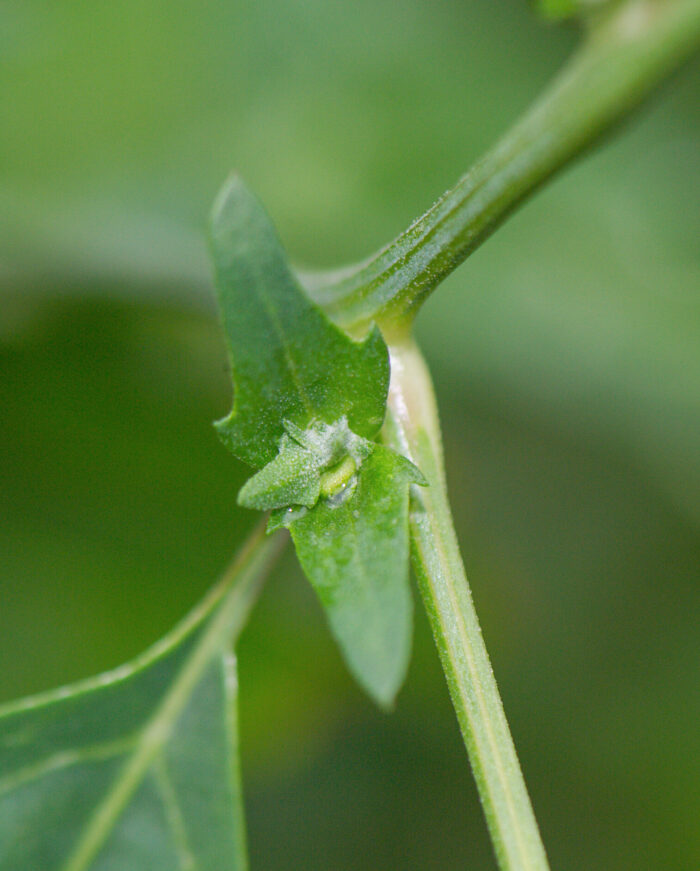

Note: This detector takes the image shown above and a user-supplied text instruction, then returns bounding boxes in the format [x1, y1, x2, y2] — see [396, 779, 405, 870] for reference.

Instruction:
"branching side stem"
[310, 0, 700, 334]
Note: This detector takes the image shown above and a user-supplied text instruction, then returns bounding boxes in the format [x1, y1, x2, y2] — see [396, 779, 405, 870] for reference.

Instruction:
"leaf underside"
[0, 596, 248, 871]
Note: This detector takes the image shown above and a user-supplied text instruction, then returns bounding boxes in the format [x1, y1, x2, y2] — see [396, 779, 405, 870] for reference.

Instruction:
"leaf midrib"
[252, 257, 315, 421]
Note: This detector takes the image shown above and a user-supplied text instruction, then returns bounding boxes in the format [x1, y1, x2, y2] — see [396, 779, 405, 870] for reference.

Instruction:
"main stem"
[310, 0, 700, 333]
[383, 339, 550, 871]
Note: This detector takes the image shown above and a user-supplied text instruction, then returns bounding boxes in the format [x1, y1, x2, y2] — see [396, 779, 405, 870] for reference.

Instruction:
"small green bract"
[238, 417, 374, 514]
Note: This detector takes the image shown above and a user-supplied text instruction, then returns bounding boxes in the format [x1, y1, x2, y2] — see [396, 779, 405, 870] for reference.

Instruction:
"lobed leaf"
[209, 176, 390, 469]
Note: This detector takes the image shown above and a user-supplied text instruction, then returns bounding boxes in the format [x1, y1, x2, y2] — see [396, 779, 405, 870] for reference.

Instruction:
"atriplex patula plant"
[0, 1, 698, 869]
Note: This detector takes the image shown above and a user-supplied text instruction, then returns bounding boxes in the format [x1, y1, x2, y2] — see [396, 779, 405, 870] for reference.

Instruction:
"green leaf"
[209, 176, 390, 469]
[208, 177, 427, 706]
[0, 529, 281, 871]
[280, 446, 426, 708]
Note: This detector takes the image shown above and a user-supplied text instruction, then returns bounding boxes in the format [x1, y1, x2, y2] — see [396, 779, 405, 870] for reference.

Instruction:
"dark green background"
[1, 1, 699, 868]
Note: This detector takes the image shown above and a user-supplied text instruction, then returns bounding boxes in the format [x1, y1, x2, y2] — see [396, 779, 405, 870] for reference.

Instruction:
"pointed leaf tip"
[287, 445, 420, 707]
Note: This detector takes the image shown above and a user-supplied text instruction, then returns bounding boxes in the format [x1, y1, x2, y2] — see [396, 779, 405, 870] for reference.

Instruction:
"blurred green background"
[1, 1, 699, 868]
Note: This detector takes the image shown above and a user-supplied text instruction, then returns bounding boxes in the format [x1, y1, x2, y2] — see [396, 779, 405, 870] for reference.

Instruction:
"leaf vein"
[0, 737, 135, 798]
[153, 754, 198, 871]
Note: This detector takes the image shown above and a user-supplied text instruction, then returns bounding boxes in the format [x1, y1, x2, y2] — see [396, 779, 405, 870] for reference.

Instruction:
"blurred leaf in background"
[1, 0, 698, 869]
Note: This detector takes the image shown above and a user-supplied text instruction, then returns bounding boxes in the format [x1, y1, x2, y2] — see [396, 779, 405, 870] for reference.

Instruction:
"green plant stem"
[61, 518, 285, 871]
[383, 339, 550, 871]
[310, 0, 700, 333]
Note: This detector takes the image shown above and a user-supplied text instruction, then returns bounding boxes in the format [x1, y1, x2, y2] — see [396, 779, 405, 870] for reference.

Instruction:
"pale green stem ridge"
[60, 520, 285, 871]
[383, 340, 550, 871]
[310, 0, 700, 333]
